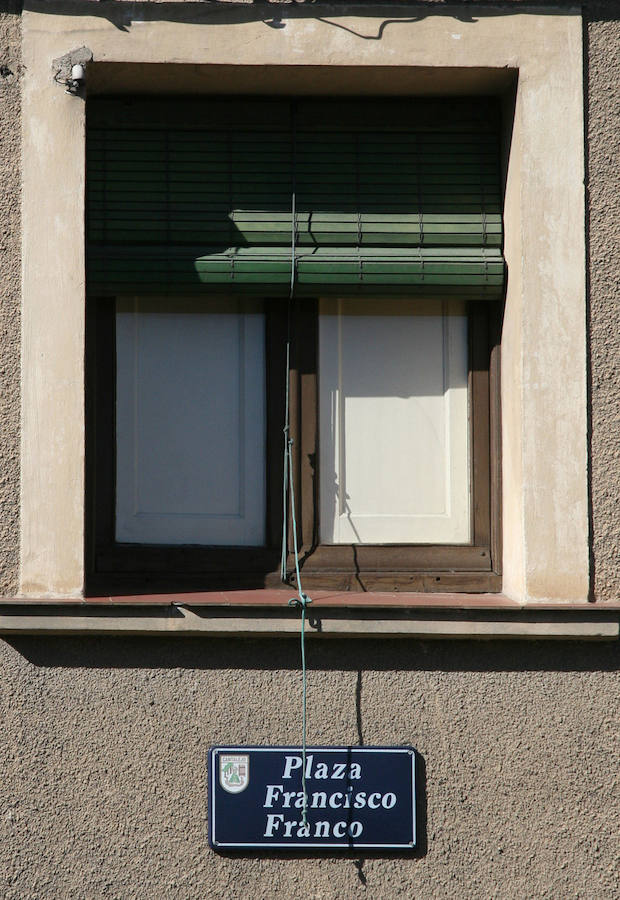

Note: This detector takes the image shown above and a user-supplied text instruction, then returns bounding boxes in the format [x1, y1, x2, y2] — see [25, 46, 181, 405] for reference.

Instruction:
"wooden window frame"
[85, 296, 501, 597]
[284, 298, 502, 594]
[86, 296, 288, 594]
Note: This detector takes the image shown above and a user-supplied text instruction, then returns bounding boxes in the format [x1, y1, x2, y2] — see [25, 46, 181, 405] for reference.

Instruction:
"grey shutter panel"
[87, 98, 504, 298]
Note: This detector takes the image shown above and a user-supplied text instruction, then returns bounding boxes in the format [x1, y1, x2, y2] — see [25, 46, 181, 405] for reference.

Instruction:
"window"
[87, 295, 288, 592]
[277, 296, 501, 593]
[85, 97, 502, 596]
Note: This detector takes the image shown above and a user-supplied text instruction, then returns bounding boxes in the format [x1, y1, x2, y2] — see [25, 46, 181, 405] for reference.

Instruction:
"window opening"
[85, 96, 503, 595]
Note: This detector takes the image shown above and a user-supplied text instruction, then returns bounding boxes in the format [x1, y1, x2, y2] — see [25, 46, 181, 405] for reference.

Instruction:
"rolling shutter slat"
[87, 99, 504, 298]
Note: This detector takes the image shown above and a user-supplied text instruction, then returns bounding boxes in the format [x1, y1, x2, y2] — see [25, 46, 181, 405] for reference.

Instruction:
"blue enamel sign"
[208, 746, 416, 850]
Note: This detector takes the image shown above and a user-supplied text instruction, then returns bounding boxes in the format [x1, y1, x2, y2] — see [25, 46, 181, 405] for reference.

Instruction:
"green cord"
[285, 424, 312, 826]
[280, 341, 290, 583]
[288, 590, 311, 826]
[282, 329, 312, 827]
[283, 120, 311, 826]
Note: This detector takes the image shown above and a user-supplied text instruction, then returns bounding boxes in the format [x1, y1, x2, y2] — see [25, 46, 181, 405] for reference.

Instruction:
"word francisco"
[209, 746, 416, 850]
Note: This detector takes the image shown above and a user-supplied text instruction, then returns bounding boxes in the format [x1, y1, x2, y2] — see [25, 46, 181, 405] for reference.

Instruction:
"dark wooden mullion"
[282, 297, 318, 574]
[297, 571, 502, 593]
[88, 298, 116, 553]
[489, 303, 503, 575]
[299, 544, 493, 572]
[297, 298, 318, 556]
[88, 570, 288, 595]
[469, 302, 492, 550]
[84, 298, 97, 578]
[286, 300, 301, 569]
[85, 297, 114, 576]
[96, 546, 282, 574]
[265, 301, 288, 547]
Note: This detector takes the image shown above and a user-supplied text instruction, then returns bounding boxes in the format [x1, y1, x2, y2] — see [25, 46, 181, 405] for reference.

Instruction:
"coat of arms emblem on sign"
[219, 754, 250, 794]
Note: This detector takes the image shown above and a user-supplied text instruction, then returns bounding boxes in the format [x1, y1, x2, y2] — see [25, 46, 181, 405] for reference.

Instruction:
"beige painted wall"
[19, 3, 588, 602]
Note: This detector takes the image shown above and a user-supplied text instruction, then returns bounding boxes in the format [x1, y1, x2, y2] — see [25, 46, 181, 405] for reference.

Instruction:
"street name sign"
[208, 746, 416, 850]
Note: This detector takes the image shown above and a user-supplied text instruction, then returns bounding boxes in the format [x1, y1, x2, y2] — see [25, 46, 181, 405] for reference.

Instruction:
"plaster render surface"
[0, 3, 20, 596]
[1, 636, 618, 899]
[20, 5, 588, 602]
[586, 1, 620, 602]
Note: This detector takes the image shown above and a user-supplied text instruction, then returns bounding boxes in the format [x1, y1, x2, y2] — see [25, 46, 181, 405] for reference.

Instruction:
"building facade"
[0, 1, 618, 896]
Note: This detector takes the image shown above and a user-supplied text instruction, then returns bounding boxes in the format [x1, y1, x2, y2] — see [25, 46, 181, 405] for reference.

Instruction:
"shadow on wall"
[5, 636, 620, 673]
[25, 0, 576, 35]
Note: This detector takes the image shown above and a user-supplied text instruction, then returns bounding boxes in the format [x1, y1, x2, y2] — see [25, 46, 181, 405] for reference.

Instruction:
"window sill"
[0, 595, 618, 640]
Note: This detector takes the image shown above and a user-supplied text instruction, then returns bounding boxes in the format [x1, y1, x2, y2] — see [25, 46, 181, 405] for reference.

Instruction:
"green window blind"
[87, 98, 504, 298]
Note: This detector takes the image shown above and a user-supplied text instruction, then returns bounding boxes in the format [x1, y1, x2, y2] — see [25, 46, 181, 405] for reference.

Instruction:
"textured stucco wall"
[1, 637, 618, 899]
[0, 0, 20, 596]
[0, 3, 619, 899]
[586, 0, 620, 602]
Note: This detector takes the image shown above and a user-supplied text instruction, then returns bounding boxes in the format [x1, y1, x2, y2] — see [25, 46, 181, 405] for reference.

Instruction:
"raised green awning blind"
[87, 98, 505, 298]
